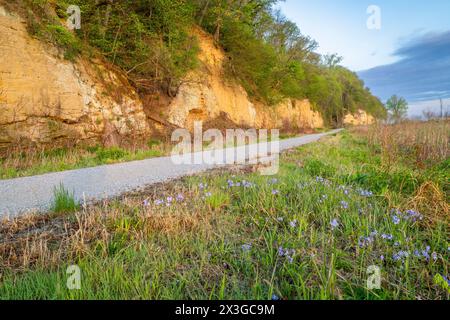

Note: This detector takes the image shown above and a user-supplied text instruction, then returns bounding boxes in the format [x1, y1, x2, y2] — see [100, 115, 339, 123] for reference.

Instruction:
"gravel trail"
[0, 129, 342, 217]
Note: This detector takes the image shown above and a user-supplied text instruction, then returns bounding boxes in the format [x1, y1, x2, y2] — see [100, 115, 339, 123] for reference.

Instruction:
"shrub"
[45, 24, 82, 60]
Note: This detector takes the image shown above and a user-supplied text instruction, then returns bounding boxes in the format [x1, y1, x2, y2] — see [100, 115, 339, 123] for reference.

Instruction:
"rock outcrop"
[0, 6, 150, 148]
[165, 28, 325, 131]
[166, 28, 258, 130]
[165, 29, 371, 130]
[343, 110, 375, 126]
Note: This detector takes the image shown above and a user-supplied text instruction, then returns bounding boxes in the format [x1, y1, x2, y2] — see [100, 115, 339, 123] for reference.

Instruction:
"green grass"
[0, 143, 165, 180]
[0, 131, 448, 300]
[45, 24, 82, 61]
[51, 184, 79, 213]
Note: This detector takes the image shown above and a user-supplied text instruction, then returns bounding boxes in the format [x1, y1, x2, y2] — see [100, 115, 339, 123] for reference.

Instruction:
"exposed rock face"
[0, 7, 150, 148]
[0, 7, 376, 151]
[343, 110, 375, 126]
[166, 28, 325, 131]
[166, 28, 259, 130]
[269, 99, 324, 130]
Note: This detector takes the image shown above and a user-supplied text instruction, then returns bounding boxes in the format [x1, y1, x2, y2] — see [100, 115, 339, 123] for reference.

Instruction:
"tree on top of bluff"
[20, 0, 386, 125]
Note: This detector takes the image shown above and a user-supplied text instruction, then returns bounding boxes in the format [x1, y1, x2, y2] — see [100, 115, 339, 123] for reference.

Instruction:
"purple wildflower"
[330, 219, 339, 230]
[421, 246, 431, 260]
[405, 210, 423, 222]
[381, 234, 394, 241]
[242, 243, 252, 252]
[358, 236, 374, 248]
[393, 250, 409, 262]
[359, 189, 373, 197]
[340, 201, 349, 209]
[392, 215, 401, 225]
[278, 246, 295, 264]
[289, 220, 298, 228]
[432, 252, 438, 261]
[242, 180, 254, 188]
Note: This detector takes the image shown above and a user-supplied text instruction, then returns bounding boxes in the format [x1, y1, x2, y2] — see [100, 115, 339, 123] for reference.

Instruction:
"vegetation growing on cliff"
[12, 0, 386, 125]
[193, 0, 386, 123]
[1, 123, 448, 299]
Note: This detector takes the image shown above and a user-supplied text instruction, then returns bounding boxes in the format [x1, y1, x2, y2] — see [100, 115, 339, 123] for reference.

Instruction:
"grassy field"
[0, 122, 448, 300]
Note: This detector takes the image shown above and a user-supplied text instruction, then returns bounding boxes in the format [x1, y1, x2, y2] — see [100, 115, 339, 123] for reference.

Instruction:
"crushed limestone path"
[0, 129, 342, 217]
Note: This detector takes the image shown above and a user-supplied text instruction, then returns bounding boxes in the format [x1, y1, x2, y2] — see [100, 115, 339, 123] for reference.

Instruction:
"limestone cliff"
[0, 6, 374, 150]
[0, 6, 149, 148]
[343, 110, 375, 126]
[165, 28, 325, 131]
[165, 29, 372, 131]
[165, 28, 258, 130]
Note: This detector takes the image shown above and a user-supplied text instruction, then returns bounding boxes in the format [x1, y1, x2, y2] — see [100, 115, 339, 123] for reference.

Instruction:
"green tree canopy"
[20, 0, 387, 125]
[386, 95, 408, 123]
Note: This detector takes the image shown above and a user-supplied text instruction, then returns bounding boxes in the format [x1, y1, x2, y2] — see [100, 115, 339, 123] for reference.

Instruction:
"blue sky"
[278, 0, 450, 116]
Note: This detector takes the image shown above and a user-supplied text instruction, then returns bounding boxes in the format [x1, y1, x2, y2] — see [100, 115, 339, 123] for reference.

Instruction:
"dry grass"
[0, 176, 222, 272]
[365, 120, 449, 169]
[407, 181, 449, 227]
[355, 120, 449, 226]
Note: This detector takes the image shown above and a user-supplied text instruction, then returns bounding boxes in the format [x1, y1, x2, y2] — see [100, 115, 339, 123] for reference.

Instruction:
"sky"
[278, 0, 450, 117]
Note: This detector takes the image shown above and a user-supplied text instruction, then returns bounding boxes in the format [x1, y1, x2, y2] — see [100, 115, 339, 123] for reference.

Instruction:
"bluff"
[0, 5, 373, 149]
